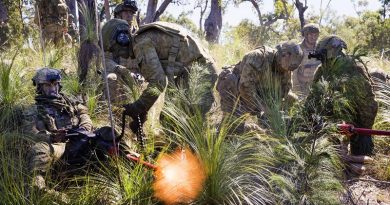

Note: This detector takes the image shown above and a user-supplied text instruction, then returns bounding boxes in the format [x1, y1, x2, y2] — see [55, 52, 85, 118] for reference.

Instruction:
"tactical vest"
[36, 96, 80, 132]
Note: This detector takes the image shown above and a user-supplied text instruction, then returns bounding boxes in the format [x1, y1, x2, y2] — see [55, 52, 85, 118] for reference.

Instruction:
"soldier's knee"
[27, 142, 53, 173]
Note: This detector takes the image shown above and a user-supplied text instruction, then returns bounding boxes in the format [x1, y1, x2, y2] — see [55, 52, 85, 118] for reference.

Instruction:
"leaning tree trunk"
[144, 0, 158, 24]
[204, 0, 222, 43]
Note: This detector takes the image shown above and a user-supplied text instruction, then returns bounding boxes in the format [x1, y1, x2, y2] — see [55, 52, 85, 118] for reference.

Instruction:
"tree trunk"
[0, 0, 8, 24]
[295, 0, 308, 29]
[104, 0, 110, 20]
[153, 0, 172, 21]
[1, 0, 23, 48]
[204, 0, 222, 43]
[144, 0, 158, 24]
[198, 0, 208, 33]
[246, 0, 263, 26]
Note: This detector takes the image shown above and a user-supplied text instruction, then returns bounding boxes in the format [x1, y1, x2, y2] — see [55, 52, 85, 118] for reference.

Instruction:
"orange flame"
[153, 148, 206, 205]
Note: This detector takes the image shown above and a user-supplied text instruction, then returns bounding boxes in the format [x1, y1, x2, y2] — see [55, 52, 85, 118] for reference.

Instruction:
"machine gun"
[63, 124, 155, 169]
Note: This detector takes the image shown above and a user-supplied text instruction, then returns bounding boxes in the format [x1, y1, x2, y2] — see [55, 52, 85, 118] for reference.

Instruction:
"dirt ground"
[341, 175, 390, 205]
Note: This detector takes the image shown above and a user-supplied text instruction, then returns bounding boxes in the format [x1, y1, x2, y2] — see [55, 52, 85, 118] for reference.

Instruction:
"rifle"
[337, 123, 390, 136]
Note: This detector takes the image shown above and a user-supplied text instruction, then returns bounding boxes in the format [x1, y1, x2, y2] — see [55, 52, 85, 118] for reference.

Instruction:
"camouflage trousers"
[27, 142, 66, 174]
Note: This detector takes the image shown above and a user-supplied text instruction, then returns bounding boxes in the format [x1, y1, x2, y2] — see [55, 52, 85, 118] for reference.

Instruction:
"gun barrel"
[352, 127, 390, 136]
[337, 123, 390, 136]
[126, 154, 157, 170]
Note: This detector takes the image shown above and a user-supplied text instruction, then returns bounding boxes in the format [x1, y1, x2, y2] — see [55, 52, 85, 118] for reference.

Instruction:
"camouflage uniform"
[26, 68, 92, 177]
[217, 43, 303, 115]
[305, 35, 378, 155]
[292, 23, 321, 98]
[35, 0, 69, 45]
[103, 19, 218, 115]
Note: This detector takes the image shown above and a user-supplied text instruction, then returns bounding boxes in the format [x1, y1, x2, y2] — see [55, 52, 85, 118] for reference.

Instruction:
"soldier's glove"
[50, 129, 67, 143]
[123, 103, 147, 134]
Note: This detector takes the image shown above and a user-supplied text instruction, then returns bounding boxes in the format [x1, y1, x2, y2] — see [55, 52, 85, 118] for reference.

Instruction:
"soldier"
[216, 42, 304, 117]
[370, 69, 389, 91]
[102, 19, 218, 133]
[35, 0, 69, 45]
[292, 23, 321, 99]
[114, 0, 139, 33]
[102, 18, 144, 104]
[26, 68, 93, 192]
[305, 35, 378, 174]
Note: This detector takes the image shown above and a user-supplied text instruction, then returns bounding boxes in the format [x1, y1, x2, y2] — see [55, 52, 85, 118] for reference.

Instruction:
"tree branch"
[295, 0, 308, 29]
[153, 0, 173, 21]
[264, 13, 287, 27]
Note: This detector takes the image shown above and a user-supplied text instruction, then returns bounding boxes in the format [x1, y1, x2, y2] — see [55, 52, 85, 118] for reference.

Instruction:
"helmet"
[102, 18, 131, 51]
[313, 35, 347, 61]
[32, 68, 62, 86]
[301, 23, 320, 36]
[114, 0, 138, 17]
[276, 41, 304, 71]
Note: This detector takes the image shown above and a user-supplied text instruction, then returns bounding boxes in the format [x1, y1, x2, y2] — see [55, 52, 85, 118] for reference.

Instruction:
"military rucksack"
[134, 21, 210, 77]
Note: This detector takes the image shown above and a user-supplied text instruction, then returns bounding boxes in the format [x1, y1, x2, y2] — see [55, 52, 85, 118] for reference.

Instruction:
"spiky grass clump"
[250, 67, 344, 204]
[160, 63, 273, 204]
[0, 52, 33, 131]
[77, 1, 101, 85]
[68, 157, 154, 205]
[161, 102, 273, 204]
[0, 132, 66, 205]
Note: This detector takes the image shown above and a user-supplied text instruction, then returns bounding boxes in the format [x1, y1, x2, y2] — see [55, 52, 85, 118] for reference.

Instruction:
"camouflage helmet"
[315, 35, 347, 60]
[301, 23, 320, 36]
[102, 18, 130, 51]
[276, 41, 304, 70]
[114, 0, 138, 17]
[32, 67, 62, 86]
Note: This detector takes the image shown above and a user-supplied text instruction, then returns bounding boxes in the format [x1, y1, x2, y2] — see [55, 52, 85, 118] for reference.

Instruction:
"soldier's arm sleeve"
[77, 104, 93, 132]
[281, 72, 292, 99]
[20, 107, 52, 142]
[238, 52, 264, 114]
[105, 52, 119, 73]
[132, 36, 167, 113]
[357, 80, 378, 128]
[105, 52, 136, 88]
